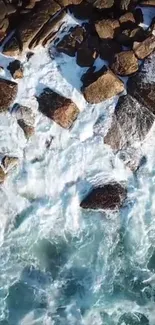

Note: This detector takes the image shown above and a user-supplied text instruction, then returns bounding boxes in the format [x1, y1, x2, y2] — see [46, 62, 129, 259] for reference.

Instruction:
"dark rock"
[0, 0, 7, 21]
[134, 8, 143, 25]
[26, 51, 34, 61]
[82, 66, 124, 104]
[99, 39, 122, 61]
[68, 2, 94, 20]
[80, 182, 127, 210]
[119, 12, 136, 29]
[57, 0, 82, 6]
[118, 312, 149, 325]
[0, 78, 17, 112]
[2, 35, 20, 57]
[127, 52, 155, 114]
[76, 36, 98, 67]
[87, 0, 114, 9]
[110, 51, 138, 76]
[116, 26, 148, 46]
[7, 60, 23, 79]
[140, 0, 155, 6]
[133, 35, 155, 59]
[104, 95, 154, 151]
[95, 19, 120, 39]
[0, 17, 9, 41]
[37, 87, 79, 129]
[56, 25, 86, 56]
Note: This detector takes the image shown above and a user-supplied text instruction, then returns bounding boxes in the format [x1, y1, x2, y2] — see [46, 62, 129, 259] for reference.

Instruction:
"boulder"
[0, 0, 7, 21]
[110, 51, 138, 76]
[140, 0, 155, 6]
[99, 39, 122, 61]
[116, 26, 148, 46]
[80, 182, 127, 210]
[0, 17, 9, 41]
[2, 35, 20, 57]
[119, 12, 136, 28]
[117, 0, 138, 11]
[133, 35, 155, 59]
[56, 26, 86, 56]
[7, 60, 23, 79]
[37, 88, 79, 129]
[2, 156, 19, 171]
[0, 167, 6, 184]
[0, 78, 17, 112]
[12, 104, 35, 139]
[56, 0, 82, 6]
[18, 119, 35, 139]
[104, 95, 154, 151]
[68, 2, 94, 20]
[95, 19, 120, 39]
[87, 0, 114, 9]
[82, 66, 124, 104]
[76, 36, 99, 67]
[127, 52, 155, 114]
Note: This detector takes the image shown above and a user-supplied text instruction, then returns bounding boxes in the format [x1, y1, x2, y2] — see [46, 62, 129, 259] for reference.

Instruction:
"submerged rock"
[80, 182, 127, 210]
[37, 88, 79, 129]
[82, 66, 124, 104]
[110, 51, 138, 76]
[7, 60, 23, 79]
[0, 78, 17, 112]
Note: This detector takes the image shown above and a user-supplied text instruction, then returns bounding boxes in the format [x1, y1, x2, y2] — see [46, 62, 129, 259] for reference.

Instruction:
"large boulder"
[127, 52, 155, 114]
[0, 78, 17, 112]
[87, 0, 114, 9]
[80, 182, 127, 210]
[133, 35, 155, 59]
[104, 94, 154, 150]
[81, 66, 124, 104]
[110, 51, 138, 76]
[95, 19, 120, 40]
[7, 60, 23, 79]
[37, 88, 79, 129]
[56, 25, 86, 56]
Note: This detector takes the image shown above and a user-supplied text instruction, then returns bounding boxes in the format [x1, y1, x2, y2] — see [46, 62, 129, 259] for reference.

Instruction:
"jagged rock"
[119, 12, 136, 28]
[37, 88, 79, 129]
[133, 35, 155, 59]
[99, 39, 122, 61]
[87, 0, 114, 9]
[0, 166, 6, 184]
[0, 78, 17, 112]
[110, 51, 138, 76]
[57, 0, 82, 6]
[127, 52, 155, 114]
[116, 26, 148, 46]
[80, 182, 127, 210]
[18, 119, 35, 139]
[56, 26, 86, 56]
[104, 95, 154, 151]
[82, 66, 124, 104]
[95, 19, 120, 39]
[140, 0, 155, 6]
[7, 60, 23, 79]
[2, 156, 19, 171]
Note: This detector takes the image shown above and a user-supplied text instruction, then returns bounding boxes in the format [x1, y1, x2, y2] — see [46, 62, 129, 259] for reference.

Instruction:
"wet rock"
[140, 0, 155, 6]
[80, 182, 127, 210]
[133, 35, 155, 59]
[134, 8, 143, 25]
[57, 0, 82, 6]
[18, 119, 35, 139]
[82, 66, 124, 104]
[2, 156, 19, 171]
[2, 35, 20, 57]
[95, 19, 120, 40]
[0, 78, 17, 112]
[7, 60, 23, 79]
[37, 87, 79, 129]
[26, 51, 34, 61]
[116, 26, 148, 46]
[99, 39, 122, 61]
[76, 37, 98, 67]
[87, 0, 114, 9]
[0, 17, 9, 41]
[119, 12, 136, 28]
[56, 25, 86, 56]
[118, 312, 149, 325]
[68, 1, 94, 20]
[117, 0, 139, 11]
[110, 51, 138, 76]
[0, 167, 6, 184]
[104, 95, 154, 151]
[127, 52, 155, 114]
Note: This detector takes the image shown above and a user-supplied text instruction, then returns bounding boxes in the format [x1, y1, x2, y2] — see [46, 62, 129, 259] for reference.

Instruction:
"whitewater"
[0, 6, 155, 325]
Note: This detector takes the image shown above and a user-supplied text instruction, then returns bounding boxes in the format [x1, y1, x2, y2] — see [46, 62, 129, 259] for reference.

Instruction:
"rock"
[99, 39, 122, 61]
[110, 51, 138, 76]
[13, 103, 35, 126]
[104, 95, 154, 151]
[0, 167, 6, 184]
[147, 249, 155, 271]
[82, 66, 124, 104]
[18, 119, 35, 139]
[119, 12, 136, 28]
[0, 17, 9, 41]
[140, 0, 155, 6]
[26, 51, 34, 61]
[68, 2, 94, 20]
[57, 0, 82, 6]
[117, 0, 138, 11]
[7, 60, 23, 79]
[0, 1, 7, 21]
[76, 36, 99, 67]
[2, 35, 20, 57]
[116, 26, 148, 46]
[0, 78, 17, 112]
[134, 8, 143, 25]
[87, 0, 114, 9]
[127, 52, 155, 114]
[2, 156, 19, 171]
[80, 182, 127, 210]
[118, 312, 149, 325]
[95, 19, 120, 40]
[37, 88, 79, 129]
[133, 35, 155, 59]
[56, 26, 86, 56]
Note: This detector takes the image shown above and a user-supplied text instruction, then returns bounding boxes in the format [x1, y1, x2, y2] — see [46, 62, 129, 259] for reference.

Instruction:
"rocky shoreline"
[0, 0, 155, 211]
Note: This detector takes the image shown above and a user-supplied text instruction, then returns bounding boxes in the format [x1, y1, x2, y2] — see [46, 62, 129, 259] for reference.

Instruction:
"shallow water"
[0, 10, 155, 325]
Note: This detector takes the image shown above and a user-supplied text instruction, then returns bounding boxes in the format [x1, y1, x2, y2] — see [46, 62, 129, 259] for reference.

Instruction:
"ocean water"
[0, 9, 155, 325]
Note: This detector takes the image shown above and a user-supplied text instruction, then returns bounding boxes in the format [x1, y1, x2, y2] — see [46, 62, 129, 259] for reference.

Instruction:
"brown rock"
[118, 0, 138, 11]
[95, 19, 120, 39]
[99, 39, 122, 61]
[7, 60, 23, 79]
[150, 17, 155, 34]
[87, 0, 114, 9]
[0, 167, 6, 184]
[0, 17, 9, 41]
[18, 119, 35, 139]
[82, 66, 124, 104]
[119, 12, 135, 28]
[110, 51, 138, 76]
[2, 156, 19, 171]
[37, 88, 79, 129]
[57, 0, 82, 6]
[80, 182, 127, 210]
[116, 26, 148, 46]
[133, 35, 155, 59]
[140, 0, 155, 6]
[2, 36, 20, 57]
[56, 26, 86, 56]
[0, 78, 17, 112]
[0, 0, 7, 21]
